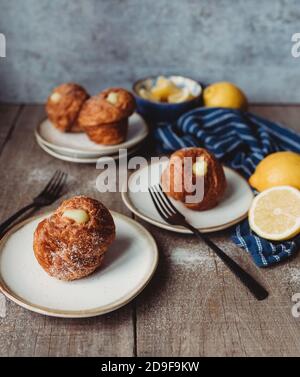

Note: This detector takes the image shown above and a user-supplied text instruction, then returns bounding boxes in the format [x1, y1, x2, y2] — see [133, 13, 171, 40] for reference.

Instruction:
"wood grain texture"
[135, 104, 300, 357]
[0, 104, 22, 154]
[0, 105, 134, 357]
[250, 104, 300, 133]
[0, 104, 300, 356]
[135, 224, 300, 356]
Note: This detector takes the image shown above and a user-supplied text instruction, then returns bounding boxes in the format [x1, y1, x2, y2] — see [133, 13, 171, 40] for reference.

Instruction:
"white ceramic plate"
[37, 138, 141, 164]
[35, 113, 148, 157]
[0, 211, 158, 318]
[122, 160, 254, 233]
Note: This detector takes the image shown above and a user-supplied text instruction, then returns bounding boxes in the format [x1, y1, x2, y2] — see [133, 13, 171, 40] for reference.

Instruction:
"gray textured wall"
[0, 0, 299, 103]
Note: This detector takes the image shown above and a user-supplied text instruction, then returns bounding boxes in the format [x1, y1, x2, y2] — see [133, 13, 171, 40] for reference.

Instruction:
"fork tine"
[148, 187, 170, 222]
[151, 188, 173, 217]
[46, 170, 63, 196]
[150, 186, 174, 216]
[39, 170, 60, 196]
[52, 172, 67, 198]
[158, 184, 179, 213]
[48, 171, 65, 197]
[57, 172, 67, 196]
[155, 184, 177, 215]
[153, 188, 175, 217]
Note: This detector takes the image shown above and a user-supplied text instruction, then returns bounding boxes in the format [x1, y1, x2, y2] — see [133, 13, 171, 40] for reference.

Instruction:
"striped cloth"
[154, 107, 300, 267]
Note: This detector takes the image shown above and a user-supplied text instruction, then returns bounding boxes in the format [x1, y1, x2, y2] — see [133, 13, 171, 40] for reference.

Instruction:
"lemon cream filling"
[50, 92, 62, 103]
[62, 209, 90, 224]
[106, 92, 119, 105]
[192, 157, 208, 177]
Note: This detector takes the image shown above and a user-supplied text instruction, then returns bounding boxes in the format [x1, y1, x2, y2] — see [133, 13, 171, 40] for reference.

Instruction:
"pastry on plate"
[46, 83, 89, 133]
[33, 196, 115, 281]
[161, 147, 226, 211]
[78, 88, 136, 145]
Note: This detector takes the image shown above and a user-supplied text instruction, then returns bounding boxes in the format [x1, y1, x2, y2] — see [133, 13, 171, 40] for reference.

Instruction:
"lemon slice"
[249, 186, 300, 241]
[168, 88, 194, 103]
[139, 88, 156, 101]
[151, 76, 180, 101]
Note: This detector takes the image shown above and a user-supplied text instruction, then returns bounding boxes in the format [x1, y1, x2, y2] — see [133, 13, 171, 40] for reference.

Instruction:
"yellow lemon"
[248, 186, 300, 241]
[168, 88, 194, 103]
[203, 81, 248, 110]
[249, 151, 300, 192]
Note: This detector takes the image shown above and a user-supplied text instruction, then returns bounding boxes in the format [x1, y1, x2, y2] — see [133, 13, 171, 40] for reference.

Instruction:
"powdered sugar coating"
[33, 196, 115, 281]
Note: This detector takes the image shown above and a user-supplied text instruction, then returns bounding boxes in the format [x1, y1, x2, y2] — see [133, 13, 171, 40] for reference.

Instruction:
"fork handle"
[0, 202, 36, 236]
[185, 223, 268, 301]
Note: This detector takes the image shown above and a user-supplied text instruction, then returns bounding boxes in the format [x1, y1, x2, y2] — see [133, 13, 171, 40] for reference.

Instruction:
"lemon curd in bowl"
[133, 75, 203, 122]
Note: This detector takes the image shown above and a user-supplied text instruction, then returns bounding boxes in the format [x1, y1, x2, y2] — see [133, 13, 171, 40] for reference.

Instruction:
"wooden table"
[0, 104, 300, 357]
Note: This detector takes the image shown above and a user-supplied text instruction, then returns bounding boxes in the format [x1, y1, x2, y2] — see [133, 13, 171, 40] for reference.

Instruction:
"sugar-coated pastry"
[78, 88, 136, 145]
[99, 88, 136, 118]
[46, 83, 89, 133]
[33, 196, 115, 281]
[161, 148, 226, 211]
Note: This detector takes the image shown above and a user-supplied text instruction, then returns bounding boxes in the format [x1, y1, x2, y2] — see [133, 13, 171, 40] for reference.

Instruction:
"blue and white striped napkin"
[154, 107, 300, 267]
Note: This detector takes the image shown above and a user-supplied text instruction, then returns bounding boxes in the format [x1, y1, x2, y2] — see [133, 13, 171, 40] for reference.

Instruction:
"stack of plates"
[35, 113, 149, 163]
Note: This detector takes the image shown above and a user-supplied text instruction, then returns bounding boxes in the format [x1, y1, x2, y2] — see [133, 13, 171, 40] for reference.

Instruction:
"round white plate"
[0, 211, 158, 318]
[122, 160, 254, 233]
[35, 113, 148, 157]
[37, 138, 141, 164]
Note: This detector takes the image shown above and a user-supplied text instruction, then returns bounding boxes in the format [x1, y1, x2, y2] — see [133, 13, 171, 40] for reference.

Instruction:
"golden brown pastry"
[33, 196, 115, 281]
[46, 83, 89, 132]
[161, 148, 226, 211]
[78, 88, 136, 145]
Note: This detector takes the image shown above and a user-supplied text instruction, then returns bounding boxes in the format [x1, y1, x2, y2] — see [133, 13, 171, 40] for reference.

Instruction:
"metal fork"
[148, 184, 268, 301]
[0, 170, 67, 235]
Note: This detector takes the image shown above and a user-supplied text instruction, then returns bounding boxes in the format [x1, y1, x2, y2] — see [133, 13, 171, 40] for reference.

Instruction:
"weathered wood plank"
[1, 104, 300, 357]
[135, 105, 300, 357]
[250, 104, 300, 133]
[135, 224, 300, 356]
[0, 105, 135, 357]
[0, 104, 22, 153]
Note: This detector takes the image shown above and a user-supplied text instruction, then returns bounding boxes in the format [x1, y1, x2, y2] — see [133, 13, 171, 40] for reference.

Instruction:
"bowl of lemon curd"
[133, 75, 203, 122]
